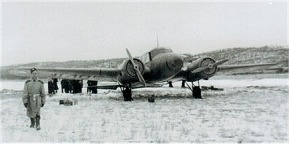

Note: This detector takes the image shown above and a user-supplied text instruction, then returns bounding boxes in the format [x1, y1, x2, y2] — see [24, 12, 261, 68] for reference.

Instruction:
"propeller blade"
[126, 48, 146, 87]
[213, 59, 228, 66]
[126, 48, 133, 61]
[135, 69, 146, 87]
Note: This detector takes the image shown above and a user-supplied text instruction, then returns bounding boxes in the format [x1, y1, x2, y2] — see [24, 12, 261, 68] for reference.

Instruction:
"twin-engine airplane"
[31, 48, 277, 101]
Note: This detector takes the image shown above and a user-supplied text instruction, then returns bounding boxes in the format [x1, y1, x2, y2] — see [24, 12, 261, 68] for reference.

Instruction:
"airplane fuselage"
[117, 48, 183, 85]
[144, 52, 183, 82]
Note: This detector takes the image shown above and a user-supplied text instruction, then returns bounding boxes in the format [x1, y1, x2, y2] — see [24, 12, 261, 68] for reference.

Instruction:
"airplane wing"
[171, 57, 281, 83]
[87, 82, 163, 90]
[33, 67, 121, 81]
[16, 48, 149, 90]
[217, 62, 279, 75]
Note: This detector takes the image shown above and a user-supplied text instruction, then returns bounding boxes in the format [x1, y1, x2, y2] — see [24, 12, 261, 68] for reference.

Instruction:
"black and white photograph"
[1, 0, 288, 143]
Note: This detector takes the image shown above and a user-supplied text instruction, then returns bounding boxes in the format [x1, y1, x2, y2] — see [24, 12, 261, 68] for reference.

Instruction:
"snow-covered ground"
[0, 74, 288, 143]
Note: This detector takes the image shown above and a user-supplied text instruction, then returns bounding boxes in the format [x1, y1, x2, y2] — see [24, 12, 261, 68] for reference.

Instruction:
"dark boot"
[30, 118, 35, 128]
[36, 115, 41, 130]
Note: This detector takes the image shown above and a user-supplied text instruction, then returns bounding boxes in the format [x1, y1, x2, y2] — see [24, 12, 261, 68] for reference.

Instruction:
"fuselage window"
[139, 52, 151, 64]
[150, 48, 173, 59]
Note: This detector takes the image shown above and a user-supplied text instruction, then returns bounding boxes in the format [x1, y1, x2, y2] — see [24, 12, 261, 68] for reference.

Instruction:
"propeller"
[213, 59, 229, 66]
[126, 48, 146, 87]
[191, 59, 228, 74]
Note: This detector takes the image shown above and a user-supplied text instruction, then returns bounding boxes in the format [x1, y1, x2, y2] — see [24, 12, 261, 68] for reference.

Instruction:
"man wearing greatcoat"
[23, 68, 46, 130]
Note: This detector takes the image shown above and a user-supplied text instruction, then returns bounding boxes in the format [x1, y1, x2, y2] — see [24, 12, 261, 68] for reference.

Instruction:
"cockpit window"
[139, 52, 151, 64]
[150, 48, 173, 58]
[138, 48, 173, 64]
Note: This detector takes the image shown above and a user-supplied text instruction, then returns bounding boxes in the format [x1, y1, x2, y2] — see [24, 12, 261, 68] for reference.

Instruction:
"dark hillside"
[192, 46, 288, 65]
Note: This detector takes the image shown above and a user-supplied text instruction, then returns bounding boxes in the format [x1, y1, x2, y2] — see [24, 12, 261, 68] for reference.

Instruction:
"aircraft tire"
[193, 86, 202, 99]
[123, 88, 133, 101]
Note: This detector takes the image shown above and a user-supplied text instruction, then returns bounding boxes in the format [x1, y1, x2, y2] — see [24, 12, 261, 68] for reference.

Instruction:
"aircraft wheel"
[181, 80, 186, 88]
[193, 86, 202, 99]
[123, 88, 133, 101]
[168, 81, 173, 87]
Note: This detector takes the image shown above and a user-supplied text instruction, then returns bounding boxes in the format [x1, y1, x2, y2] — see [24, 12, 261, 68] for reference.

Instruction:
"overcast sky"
[1, 1, 288, 66]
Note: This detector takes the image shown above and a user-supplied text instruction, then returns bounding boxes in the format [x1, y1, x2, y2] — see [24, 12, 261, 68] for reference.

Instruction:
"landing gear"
[181, 80, 186, 88]
[193, 85, 202, 99]
[186, 81, 203, 99]
[168, 81, 173, 87]
[121, 84, 133, 101]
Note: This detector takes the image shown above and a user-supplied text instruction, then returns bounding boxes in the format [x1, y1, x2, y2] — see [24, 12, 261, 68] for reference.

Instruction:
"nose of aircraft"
[166, 53, 183, 71]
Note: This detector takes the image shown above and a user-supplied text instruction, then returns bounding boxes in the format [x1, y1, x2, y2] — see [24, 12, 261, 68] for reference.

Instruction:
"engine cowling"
[126, 58, 145, 77]
[199, 58, 217, 76]
[186, 57, 218, 79]
[118, 58, 145, 83]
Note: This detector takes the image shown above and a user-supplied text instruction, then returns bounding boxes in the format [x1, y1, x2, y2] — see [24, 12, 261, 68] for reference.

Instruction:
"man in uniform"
[48, 78, 55, 94]
[52, 78, 59, 93]
[23, 68, 46, 130]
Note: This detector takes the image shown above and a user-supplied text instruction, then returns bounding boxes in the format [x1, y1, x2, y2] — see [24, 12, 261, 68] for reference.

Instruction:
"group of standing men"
[48, 79, 98, 94]
[48, 78, 58, 94]
[60, 79, 83, 94]
[87, 80, 98, 94]
[48, 78, 84, 94]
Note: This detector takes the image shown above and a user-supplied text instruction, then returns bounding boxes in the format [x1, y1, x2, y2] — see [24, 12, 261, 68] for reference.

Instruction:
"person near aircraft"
[61, 79, 69, 93]
[61, 79, 65, 93]
[68, 80, 73, 93]
[87, 80, 98, 94]
[71, 80, 82, 93]
[52, 78, 59, 93]
[79, 80, 83, 93]
[71, 80, 77, 93]
[87, 80, 92, 93]
[22, 68, 46, 130]
[91, 80, 98, 94]
[48, 78, 55, 94]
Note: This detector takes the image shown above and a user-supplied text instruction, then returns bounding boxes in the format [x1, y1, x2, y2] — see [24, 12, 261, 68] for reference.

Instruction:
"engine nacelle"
[187, 57, 217, 80]
[117, 58, 145, 83]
